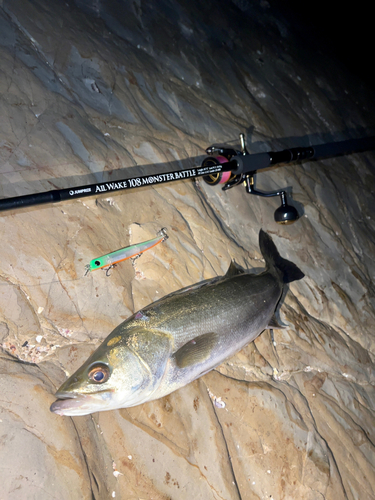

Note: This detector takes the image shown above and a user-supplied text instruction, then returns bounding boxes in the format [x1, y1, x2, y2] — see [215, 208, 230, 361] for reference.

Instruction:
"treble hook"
[104, 264, 117, 277]
[130, 253, 142, 264]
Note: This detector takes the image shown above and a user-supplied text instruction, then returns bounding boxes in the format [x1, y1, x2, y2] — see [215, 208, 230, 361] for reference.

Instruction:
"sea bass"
[50, 230, 304, 416]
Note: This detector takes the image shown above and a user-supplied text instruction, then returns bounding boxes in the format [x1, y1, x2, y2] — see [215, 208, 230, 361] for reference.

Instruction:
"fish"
[50, 230, 304, 416]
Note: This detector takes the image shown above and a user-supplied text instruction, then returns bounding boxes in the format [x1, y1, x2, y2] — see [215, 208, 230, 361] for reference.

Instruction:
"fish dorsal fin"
[266, 313, 286, 329]
[172, 332, 219, 368]
[225, 260, 244, 278]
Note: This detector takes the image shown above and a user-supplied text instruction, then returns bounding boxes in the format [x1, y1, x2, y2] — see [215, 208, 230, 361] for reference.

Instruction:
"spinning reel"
[201, 133, 301, 224]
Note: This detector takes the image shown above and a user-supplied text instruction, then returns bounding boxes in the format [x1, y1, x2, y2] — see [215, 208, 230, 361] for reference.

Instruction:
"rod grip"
[231, 152, 271, 174]
[0, 190, 60, 211]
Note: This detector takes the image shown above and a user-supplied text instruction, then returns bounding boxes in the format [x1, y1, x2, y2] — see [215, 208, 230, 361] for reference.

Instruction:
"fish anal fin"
[173, 332, 218, 369]
[266, 313, 286, 329]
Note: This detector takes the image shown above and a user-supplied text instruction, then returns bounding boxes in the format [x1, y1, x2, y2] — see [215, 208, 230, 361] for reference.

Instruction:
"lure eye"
[94, 260, 101, 267]
[88, 364, 110, 383]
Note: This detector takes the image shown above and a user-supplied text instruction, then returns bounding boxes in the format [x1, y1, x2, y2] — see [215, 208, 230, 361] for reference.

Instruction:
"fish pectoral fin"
[266, 313, 286, 329]
[172, 332, 219, 369]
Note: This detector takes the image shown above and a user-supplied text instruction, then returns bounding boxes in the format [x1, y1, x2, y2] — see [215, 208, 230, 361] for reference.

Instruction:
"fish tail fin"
[259, 229, 304, 284]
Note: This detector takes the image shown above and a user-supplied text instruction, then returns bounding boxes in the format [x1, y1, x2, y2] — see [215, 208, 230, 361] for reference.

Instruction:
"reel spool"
[202, 156, 237, 185]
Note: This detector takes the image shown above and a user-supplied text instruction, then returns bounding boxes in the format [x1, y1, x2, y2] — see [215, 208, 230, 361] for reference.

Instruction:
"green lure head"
[89, 256, 107, 271]
[84, 256, 108, 275]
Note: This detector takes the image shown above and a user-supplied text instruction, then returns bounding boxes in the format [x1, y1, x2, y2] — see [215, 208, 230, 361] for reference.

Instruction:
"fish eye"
[88, 364, 110, 383]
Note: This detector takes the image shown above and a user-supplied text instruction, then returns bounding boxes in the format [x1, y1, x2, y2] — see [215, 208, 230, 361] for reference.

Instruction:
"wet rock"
[1, 0, 375, 499]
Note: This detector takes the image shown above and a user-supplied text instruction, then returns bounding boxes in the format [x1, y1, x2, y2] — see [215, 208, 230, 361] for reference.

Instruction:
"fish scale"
[147, 273, 282, 401]
[146, 273, 280, 348]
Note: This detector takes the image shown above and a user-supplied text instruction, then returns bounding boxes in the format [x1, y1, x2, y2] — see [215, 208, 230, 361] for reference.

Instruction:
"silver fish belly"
[50, 230, 304, 416]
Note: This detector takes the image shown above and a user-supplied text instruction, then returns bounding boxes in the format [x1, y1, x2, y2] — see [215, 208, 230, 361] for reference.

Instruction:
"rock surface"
[1, 0, 375, 499]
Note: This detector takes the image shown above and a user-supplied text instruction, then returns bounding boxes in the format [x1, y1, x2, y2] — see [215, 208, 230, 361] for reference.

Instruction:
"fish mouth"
[50, 391, 111, 417]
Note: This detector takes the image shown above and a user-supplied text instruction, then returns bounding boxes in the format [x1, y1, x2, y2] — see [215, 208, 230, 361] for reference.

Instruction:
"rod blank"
[0, 163, 233, 212]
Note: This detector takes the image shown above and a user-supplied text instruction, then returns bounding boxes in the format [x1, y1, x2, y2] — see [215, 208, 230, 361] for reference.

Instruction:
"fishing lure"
[85, 228, 168, 276]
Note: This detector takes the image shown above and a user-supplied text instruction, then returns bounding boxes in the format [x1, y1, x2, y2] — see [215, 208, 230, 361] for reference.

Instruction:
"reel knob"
[274, 192, 299, 224]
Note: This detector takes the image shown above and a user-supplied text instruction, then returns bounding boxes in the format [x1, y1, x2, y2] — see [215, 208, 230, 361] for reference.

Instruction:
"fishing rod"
[1, 134, 374, 223]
